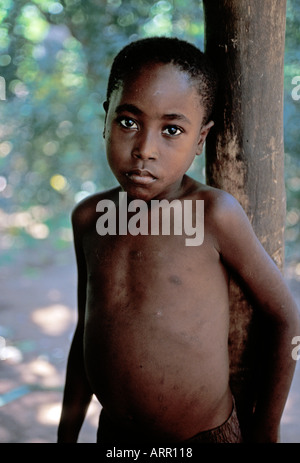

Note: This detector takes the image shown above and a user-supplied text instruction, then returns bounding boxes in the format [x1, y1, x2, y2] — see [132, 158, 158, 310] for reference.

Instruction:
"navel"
[168, 275, 182, 286]
[129, 249, 143, 260]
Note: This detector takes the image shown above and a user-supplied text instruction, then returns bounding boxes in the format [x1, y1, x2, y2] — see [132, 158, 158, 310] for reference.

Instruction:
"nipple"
[168, 275, 182, 285]
[129, 249, 143, 260]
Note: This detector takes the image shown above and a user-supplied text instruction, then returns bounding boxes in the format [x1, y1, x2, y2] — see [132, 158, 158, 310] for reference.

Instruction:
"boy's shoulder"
[190, 180, 241, 216]
[190, 179, 247, 231]
[71, 186, 121, 230]
[194, 179, 256, 248]
[192, 182, 251, 252]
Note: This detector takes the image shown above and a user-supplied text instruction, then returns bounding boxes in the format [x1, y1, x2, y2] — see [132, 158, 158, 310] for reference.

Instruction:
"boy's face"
[104, 63, 213, 201]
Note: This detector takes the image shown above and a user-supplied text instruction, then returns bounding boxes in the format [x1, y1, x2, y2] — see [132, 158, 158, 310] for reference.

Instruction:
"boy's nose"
[132, 130, 158, 160]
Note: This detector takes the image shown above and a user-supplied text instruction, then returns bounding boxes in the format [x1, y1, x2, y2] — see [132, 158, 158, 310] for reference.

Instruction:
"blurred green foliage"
[0, 0, 299, 262]
[285, 0, 300, 259]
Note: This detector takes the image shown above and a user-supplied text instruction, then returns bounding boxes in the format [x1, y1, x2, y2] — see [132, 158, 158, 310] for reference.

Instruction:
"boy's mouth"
[125, 169, 157, 185]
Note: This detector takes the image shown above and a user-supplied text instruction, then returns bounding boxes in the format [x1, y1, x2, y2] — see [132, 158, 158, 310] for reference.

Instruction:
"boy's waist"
[96, 387, 233, 444]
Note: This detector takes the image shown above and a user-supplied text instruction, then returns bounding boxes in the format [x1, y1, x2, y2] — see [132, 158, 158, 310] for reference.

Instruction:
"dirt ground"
[0, 244, 299, 444]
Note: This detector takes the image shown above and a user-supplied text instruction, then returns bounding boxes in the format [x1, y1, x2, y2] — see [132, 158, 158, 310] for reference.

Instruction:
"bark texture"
[203, 0, 287, 434]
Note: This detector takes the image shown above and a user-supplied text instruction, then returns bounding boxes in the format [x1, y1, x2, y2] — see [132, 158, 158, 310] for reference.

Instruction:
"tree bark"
[203, 0, 287, 435]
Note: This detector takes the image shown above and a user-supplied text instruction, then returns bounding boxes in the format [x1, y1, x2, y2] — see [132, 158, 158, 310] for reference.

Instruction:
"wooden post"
[203, 0, 287, 435]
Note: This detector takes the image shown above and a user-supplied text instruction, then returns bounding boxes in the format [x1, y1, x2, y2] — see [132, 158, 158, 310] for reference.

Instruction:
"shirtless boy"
[57, 37, 299, 444]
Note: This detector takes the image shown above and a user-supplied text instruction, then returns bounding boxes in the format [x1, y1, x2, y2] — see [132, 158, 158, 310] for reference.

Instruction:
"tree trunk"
[203, 0, 287, 436]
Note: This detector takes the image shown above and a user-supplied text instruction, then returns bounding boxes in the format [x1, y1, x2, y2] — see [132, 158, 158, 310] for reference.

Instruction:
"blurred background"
[0, 0, 299, 443]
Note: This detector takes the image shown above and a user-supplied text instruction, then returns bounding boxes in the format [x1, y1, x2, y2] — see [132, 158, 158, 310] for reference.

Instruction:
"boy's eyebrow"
[115, 103, 192, 125]
[163, 113, 192, 125]
[115, 103, 143, 116]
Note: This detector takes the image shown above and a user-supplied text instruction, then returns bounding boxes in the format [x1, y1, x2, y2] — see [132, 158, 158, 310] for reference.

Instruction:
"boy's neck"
[125, 175, 196, 204]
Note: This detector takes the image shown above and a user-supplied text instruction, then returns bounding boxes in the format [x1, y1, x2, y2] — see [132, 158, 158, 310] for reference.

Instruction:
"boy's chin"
[121, 185, 158, 203]
[125, 190, 155, 203]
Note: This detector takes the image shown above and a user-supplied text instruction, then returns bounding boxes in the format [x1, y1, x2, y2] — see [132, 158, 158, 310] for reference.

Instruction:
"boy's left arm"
[214, 193, 300, 443]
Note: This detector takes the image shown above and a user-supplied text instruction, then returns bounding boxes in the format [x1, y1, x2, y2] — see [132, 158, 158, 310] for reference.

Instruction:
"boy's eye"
[118, 117, 138, 130]
[162, 126, 183, 137]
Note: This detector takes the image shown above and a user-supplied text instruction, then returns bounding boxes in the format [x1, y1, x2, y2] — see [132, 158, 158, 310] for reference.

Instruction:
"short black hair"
[106, 37, 218, 123]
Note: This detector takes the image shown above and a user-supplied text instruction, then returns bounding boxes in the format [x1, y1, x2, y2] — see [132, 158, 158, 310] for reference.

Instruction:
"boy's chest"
[83, 229, 224, 299]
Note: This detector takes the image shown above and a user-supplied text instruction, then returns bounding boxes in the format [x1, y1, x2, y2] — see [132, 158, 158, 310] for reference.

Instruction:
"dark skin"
[57, 63, 300, 443]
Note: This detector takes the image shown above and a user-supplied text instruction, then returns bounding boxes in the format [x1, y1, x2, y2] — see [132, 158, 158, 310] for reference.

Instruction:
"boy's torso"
[80, 183, 232, 441]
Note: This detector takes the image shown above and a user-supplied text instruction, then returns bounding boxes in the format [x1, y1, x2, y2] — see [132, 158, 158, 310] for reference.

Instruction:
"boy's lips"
[125, 169, 157, 185]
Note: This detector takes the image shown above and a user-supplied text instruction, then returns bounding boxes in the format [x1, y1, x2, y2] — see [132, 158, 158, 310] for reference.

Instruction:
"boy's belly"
[83, 285, 231, 441]
[82, 232, 231, 440]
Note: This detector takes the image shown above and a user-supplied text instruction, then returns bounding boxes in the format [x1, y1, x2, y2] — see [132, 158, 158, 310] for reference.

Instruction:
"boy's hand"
[249, 420, 280, 443]
[250, 431, 280, 443]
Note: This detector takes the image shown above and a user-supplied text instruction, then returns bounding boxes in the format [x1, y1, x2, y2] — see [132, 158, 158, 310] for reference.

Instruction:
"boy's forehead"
[109, 63, 204, 112]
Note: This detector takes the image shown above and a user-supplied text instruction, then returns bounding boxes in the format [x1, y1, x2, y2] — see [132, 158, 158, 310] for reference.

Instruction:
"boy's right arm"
[57, 205, 93, 443]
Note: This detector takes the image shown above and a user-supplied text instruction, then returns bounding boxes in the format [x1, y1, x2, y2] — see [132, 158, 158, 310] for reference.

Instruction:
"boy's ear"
[196, 120, 214, 155]
[103, 101, 108, 113]
[103, 101, 108, 138]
